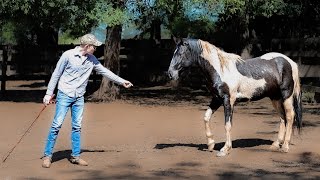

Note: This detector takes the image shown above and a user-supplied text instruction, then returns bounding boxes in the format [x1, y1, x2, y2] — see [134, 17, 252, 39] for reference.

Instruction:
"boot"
[70, 157, 88, 166]
[42, 156, 52, 168]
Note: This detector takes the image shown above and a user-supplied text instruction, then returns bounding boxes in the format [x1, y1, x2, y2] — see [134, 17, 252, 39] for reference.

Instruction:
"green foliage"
[93, 0, 131, 28]
[0, 0, 101, 45]
[1, 0, 319, 45]
[58, 30, 79, 44]
[220, 0, 245, 17]
[0, 21, 17, 44]
[218, 0, 320, 38]
[103, 5, 128, 26]
[249, 0, 287, 17]
[171, 16, 216, 38]
[127, 0, 223, 38]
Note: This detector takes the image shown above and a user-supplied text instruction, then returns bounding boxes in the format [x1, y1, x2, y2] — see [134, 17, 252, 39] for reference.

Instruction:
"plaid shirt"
[46, 47, 125, 97]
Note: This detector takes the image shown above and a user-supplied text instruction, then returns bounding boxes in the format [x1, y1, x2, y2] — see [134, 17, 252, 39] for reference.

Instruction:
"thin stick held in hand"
[2, 94, 55, 163]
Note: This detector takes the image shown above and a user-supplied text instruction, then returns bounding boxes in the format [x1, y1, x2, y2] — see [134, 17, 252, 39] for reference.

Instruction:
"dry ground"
[0, 81, 319, 179]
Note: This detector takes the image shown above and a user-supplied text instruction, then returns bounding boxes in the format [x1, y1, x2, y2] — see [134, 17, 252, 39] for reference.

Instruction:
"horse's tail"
[293, 70, 303, 133]
[288, 57, 303, 133]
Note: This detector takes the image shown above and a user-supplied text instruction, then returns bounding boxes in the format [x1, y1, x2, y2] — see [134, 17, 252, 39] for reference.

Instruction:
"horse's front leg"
[217, 95, 235, 157]
[204, 97, 222, 151]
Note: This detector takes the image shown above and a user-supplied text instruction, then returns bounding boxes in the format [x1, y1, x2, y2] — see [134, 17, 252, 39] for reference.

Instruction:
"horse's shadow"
[46, 139, 272, 162]
[154, 138, 273, 151]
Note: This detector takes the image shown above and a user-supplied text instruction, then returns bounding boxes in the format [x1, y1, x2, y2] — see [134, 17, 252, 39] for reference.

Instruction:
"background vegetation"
[1, 0, 319, 101]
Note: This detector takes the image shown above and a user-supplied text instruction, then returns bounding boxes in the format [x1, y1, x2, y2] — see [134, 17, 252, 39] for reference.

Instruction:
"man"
[42, 34, 133, 168]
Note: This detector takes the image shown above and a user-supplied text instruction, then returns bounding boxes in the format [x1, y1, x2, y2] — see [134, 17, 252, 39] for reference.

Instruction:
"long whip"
[2, 94, 55, 163]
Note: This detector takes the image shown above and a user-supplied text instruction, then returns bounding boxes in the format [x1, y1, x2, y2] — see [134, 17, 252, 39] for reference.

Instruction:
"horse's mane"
[197, 39, 243, 70]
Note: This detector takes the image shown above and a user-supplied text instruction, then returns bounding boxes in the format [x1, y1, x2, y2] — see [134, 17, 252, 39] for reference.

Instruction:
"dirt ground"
[0, 81, 319, 179]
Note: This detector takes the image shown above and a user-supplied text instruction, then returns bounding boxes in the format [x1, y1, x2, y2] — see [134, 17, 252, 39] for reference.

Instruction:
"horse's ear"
[173, 36, 182, 45]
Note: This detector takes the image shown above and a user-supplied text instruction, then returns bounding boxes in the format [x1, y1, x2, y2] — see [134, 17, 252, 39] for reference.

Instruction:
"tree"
[90, 0, 224, 101]
[129, 0, 223, 39]
[0, 0, 101, 46]
[0, 0, 103, 82]
[213, 0, 320, 55]
[90, 0, 128, 101]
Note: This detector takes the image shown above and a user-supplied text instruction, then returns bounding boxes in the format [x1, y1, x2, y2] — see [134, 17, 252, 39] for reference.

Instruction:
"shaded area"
[50, 149, 118, 163]
[0, 83, 212, 105]
[18, 82, 46, 88]
[256, 131, 278, 135]
[250, 112, 276, 116]
[217, 152, 320, 179]
[30, 152, 320, 179]
[303, 107, 320, 115]
[120, 86, 211, 106]
[302, 120, 320, 127]
[273, 152, 320, 171]
[154, 138, 273, 151]
[0, 90, 45, 103]
[150, 161, 203, 179]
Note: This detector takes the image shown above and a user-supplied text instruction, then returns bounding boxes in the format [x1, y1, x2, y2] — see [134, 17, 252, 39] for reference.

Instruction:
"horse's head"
[168, 38, 195, 80]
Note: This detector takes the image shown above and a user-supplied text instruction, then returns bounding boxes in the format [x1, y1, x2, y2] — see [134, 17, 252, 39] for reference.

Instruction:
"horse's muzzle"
[167, 70, 173, 79]
[167, 69, 179, 80]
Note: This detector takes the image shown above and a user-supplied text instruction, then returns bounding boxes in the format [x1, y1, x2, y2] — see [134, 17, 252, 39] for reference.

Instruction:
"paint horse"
[168, 38, 302, 157]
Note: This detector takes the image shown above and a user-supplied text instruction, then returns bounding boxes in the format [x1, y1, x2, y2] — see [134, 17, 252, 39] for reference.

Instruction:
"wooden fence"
[1, 39, 319, 100]
[0, 40, 175, 93]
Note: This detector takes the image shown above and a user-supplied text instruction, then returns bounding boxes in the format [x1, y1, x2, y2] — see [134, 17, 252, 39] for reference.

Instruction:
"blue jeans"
[44, 90, 84, 158]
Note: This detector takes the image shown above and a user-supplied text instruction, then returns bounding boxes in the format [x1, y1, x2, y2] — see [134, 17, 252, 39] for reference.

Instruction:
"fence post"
[1, 45, 9, 94]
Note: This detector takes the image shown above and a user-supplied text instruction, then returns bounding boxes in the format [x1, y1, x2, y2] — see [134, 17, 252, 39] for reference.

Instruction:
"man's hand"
[123, 80, 133, 88]
[43, 94, 53, 106]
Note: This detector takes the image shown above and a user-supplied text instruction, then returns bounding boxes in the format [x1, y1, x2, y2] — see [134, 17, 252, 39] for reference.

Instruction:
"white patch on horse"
[199, 40, 266, 99]
[261, 52, 286, 61]
[199, 40, 223, 74]
[204, 108, 213, 122]
[236, 76, 266, 99]
[173, 48, 178, 55]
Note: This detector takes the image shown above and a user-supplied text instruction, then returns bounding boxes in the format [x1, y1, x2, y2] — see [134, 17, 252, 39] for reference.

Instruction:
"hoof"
[270, 141, 281, 151]
[216, 150, 229, 157]
[280, 147, 289, 153]
[208, 143, 215, 152]
[269, 144, 280, 151]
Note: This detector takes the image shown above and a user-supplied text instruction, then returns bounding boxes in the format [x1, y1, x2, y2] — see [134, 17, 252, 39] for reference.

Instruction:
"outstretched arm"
[94, 63, 133, 88]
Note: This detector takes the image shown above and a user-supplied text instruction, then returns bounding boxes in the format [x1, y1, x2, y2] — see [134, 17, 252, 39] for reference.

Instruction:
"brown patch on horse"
[215, 47, 227, 72]
[202, 41, 212, 54]
[199, 40, 243, 72]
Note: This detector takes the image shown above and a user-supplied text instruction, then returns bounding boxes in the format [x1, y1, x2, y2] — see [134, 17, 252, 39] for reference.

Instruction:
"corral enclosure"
[0, 40, 319, 179]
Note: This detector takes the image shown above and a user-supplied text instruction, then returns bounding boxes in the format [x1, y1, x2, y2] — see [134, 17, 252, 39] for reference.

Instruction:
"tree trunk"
[149, 19, 161, 46]
[91, 25, 122, 101]
[37, 27, 59, 84]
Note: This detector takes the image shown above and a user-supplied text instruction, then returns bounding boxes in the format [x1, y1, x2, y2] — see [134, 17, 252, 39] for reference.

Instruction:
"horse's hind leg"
[281, 96, 295, 152]
[270, 100, 286, 150]
[204, 97, 222, 151]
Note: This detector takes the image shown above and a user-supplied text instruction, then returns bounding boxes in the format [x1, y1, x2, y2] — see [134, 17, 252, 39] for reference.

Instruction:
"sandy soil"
[0, 81, 319, 179]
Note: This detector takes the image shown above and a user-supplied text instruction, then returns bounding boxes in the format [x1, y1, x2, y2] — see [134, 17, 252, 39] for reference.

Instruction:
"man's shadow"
[154, 138, 273, 151]
[50, 149, 107, 163]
